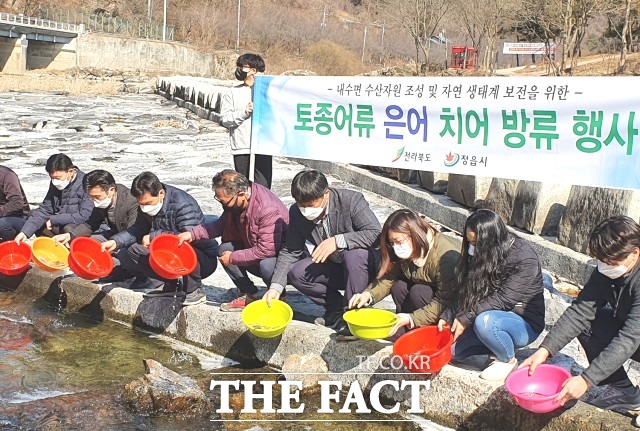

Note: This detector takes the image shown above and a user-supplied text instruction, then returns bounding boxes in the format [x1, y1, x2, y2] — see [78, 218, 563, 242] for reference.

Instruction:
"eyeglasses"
[387, 236, 410, 247]
[214, 192, 239, 206]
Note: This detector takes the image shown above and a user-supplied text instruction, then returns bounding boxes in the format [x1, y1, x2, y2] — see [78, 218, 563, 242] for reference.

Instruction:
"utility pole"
[236, 0, 241, 50]
[162, 0, 167, 40]
[381, 20, 385, 55]
[321, 4, 327, 30]
[148, 0, 152, 23]
[361, 24, 368, 64]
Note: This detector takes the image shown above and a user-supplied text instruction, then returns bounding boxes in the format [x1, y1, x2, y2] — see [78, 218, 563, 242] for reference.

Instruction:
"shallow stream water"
[0, 291, 449, 431]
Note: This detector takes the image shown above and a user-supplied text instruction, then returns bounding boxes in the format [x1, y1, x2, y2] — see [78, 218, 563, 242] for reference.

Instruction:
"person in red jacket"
[179, 170, 289, 311]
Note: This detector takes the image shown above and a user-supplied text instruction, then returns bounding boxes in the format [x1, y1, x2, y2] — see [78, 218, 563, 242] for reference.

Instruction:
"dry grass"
[571, 52, 640, 76]
[0, 72, 120, 95]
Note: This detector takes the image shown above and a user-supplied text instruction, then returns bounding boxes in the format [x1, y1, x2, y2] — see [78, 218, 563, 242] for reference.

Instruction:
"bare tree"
[520, 0, 615, 75]
[618, 0, 633, 72]
[376, 0, 450, 74]
[456, 0, 521, 74]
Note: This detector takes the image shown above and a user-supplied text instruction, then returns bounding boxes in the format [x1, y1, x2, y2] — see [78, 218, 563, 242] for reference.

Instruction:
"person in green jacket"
[349, 209, 461, 336]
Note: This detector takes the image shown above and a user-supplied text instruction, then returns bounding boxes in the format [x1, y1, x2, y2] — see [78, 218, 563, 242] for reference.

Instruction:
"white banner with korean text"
[503, 42, 556, 54]
[251, 76, 639, 190]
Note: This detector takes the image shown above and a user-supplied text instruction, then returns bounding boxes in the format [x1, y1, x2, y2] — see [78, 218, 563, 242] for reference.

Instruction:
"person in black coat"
[52, 170, 139, 282]
[439, 209, 545, 382]
[521, 216, 640, 413]
[103, 172, 218, 307]
[263, 170, 381, 337]
[15, 153, 93, 243]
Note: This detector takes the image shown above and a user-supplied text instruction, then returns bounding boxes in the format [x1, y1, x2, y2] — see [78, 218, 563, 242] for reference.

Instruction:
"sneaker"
[479, 358, 518, 381]
[128, 276, 159, 292]
[314, 310, 343, 328]
[183, 288, 206, 307]
[97, 267, 133, 284]
[220, 294, 258, 312]
[590, 385, 640, 411]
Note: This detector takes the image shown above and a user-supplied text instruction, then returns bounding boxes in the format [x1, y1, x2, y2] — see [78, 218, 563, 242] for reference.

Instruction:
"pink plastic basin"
[505, 364, 571, 413]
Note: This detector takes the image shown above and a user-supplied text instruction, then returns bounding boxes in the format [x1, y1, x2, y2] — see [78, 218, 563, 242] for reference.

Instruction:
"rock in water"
[281, 353, 328, 392]
[124, 359, 211, 416]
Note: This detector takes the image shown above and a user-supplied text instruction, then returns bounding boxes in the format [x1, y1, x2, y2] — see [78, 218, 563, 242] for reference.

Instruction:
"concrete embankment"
[4, 267, 636, 430]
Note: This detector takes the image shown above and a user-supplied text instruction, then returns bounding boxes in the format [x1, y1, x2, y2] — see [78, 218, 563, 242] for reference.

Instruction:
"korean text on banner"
[251, 76, 640, 190]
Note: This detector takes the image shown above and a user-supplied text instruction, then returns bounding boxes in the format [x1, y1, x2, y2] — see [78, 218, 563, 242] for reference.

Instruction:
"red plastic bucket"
[69, 237, 114, 280]
[393, 325, 453, 373]
[0, 242, 32, 276]
[149, 234, 197, 280]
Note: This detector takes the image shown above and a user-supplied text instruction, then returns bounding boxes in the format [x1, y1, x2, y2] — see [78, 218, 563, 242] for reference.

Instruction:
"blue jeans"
[453, 310, 540, 363]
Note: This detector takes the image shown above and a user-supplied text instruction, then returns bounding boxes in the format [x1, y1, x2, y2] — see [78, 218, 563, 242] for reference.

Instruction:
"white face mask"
[393, 242, 413, 259]
[94, 196, 112, 209]
[140, 199, 163, 216]
[597, 260, 628, 279]
[299, 195, 326, 221]
[468, 244, 476, 256]
[52, 178, 70, 190]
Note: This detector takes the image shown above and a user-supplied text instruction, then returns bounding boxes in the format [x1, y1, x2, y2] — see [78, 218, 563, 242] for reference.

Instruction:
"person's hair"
[291, 170, 328, 204]
[212, 169, 249, 196]
[236, 53, 265, 72]
[455, 209, 515, 312]
[377, 209, 437, 279]
[83, 170, 116, 193]
[45, 153, 73, 174]
[589, 215, 640, 263]
[131, 171, 163, 197]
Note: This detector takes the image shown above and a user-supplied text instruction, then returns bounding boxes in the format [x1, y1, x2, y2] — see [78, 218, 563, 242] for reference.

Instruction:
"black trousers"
[577, 307, 640, 387]
[233, 154, 272, 189]
[390, 279, 434, 314]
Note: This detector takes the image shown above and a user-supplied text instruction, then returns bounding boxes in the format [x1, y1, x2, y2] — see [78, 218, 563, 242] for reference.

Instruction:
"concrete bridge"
[0, 12, 80, 74]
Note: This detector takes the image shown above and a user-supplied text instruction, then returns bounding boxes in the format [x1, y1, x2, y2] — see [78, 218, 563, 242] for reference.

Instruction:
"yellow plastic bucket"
[241, 299, 293, 338]
[343, 308, 398, 340]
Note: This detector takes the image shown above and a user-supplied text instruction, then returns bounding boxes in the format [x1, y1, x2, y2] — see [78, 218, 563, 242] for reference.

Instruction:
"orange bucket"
[31, 237, 69, 272]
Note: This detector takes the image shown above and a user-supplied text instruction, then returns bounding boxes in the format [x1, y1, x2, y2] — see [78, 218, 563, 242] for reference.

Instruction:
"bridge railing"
[0, 12, 78, 33]
[40, 8, 175, 41]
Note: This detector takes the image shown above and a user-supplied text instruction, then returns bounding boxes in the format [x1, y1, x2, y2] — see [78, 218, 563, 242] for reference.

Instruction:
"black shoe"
[314, 310, 343, 328]
[128, 276, 159, 292]
[143, 280, 182, 298]
[97, 267, 133, 284]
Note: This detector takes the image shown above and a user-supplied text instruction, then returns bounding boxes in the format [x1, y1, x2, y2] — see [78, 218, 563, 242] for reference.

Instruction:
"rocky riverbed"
[1, 90, 637, 430]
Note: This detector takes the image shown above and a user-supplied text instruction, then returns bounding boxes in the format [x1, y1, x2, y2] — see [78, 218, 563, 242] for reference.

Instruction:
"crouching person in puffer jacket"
[15, 153, 93, 244]
[102, 172, 218, 307]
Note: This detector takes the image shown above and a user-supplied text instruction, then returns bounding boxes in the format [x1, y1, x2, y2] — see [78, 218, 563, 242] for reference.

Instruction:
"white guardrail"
[0, 12, 78, 33]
